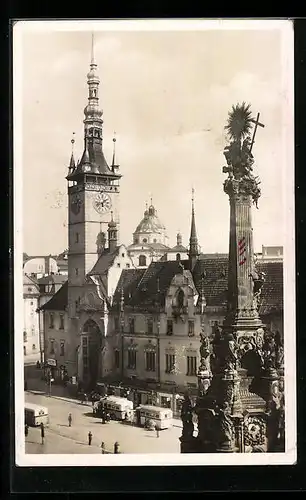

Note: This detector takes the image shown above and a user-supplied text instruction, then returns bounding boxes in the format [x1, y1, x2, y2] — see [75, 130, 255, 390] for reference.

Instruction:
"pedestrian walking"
[155, 424, 160, 438]
[114, 441, 120, 454]
[88, 431, 92, 446]
[101, 441, 105, 454]
[25, 424, 29, 437]
[68, 413, 72, 427]
[40, 422, 45, 445]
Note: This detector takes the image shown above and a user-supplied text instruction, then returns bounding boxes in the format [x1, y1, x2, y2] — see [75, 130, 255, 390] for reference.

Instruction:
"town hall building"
[40, 38, 283, 409]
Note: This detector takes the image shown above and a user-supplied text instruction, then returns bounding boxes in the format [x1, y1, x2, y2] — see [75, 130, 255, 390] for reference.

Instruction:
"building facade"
[23, 274, 40, 360]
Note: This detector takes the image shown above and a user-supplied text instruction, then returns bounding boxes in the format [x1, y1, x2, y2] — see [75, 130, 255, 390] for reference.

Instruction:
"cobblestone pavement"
[25, 392, 182, 454]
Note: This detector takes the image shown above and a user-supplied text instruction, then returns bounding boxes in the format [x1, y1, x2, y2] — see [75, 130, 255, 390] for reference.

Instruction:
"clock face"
[93, 192, 112, 213]
[71, 193, 82, 215]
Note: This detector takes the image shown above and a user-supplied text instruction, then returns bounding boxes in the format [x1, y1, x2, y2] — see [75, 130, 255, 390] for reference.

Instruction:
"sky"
[15, 20, 294, 256]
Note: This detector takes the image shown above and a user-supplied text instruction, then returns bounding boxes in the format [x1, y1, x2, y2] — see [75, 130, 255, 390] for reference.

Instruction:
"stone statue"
[250, 270, 266, 310]
[211, 323, 222, 373]
[223, 332, 238, 372]
[199, 331, 211, 371]
[263, 330, 277, 371]
[216, 403, 234, 449]
[181, 393, 194, 438]
[222, 103, 262, 207]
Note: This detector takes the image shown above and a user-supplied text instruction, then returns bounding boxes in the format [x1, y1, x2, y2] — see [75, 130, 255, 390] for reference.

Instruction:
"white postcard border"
[14, 18, 296, 467]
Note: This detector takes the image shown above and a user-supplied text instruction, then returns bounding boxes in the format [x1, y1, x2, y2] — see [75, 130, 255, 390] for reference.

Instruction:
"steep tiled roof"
[87, 247, 120, 276]
[40, 281, 68, 311]
[112, 269, 146, 311]
[112, 257, 283, 315]
[192, 258, 283, 314]
[256, 261, 283, 314]
[39, 258, 283, 316]
[113, 261, 189, 311]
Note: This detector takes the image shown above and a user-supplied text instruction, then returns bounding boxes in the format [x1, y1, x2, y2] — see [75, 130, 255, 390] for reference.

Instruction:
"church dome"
[134, 204, 166, 234]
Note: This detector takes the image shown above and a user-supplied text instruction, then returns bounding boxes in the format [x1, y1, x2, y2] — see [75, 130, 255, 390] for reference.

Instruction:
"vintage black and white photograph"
[14, 19, 296, 466]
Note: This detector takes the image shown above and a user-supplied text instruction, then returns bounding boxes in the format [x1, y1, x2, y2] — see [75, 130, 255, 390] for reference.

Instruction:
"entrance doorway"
[81, 319, 102, 390]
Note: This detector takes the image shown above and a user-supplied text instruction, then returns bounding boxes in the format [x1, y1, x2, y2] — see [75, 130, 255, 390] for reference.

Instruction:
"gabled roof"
[112, 269, 146, 311]
[87, 246, 120, 276]
[113, 260, 188, 312]
[40, 281, 68, 311]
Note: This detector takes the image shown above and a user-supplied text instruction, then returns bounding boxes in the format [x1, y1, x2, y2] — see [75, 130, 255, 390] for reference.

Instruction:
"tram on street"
[25, 403, 49, 427]
[93, 396, 134, 421]
[135, 404, 173, 430]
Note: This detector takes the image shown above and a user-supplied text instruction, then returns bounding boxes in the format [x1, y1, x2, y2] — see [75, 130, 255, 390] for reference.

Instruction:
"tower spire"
[189, 187, 199, 270]
[111, 132, 117, 170]
[91, 32, 95, 66]
[68, 133, 76, 174]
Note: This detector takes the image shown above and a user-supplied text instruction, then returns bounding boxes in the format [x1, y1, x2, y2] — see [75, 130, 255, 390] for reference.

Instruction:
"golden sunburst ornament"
[225, 102, 253, 142]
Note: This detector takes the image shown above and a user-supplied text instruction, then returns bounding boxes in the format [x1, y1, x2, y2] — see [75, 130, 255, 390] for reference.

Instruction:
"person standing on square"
[40, 422, 45, 445]
[68, 413, 72, 427]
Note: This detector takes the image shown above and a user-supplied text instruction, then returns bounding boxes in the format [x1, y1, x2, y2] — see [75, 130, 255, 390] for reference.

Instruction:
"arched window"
[176, 253, 181, 261]
[139, 255, 146, 267]
[177, 289, 184, 308]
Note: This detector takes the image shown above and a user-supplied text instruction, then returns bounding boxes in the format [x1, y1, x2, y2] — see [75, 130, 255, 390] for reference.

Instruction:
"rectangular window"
[75, 268, 79, 276]
[186, 355, 197, 376]
[145, 351, 156, 372]
[60, 340, 65, 356]
[167, 320, 173, 335]
[114, 316, 119, 331]
[147, 318, 153, 334]
[75, 232, 79, 243]
[126, 263, 130, 268]
[114, 349, 120, 369]
[50, 339, 55, 355]
[49, 313, 54, 329]
[165, 353, 175, 374]
[129, 317, 135, 334]
[59, 314, 64, 330]
[127, 350, 136, 369]
[188, 320, 195, 337]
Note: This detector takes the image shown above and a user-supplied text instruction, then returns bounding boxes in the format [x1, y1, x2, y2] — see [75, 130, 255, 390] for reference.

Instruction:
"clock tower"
[66, 34, 121, 324]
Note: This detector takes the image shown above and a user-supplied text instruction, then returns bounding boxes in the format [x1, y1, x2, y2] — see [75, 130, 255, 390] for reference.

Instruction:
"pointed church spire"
[68, 133, 76, 173]
[111, 132, 119, 172]
[189, 187, 199, 270]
